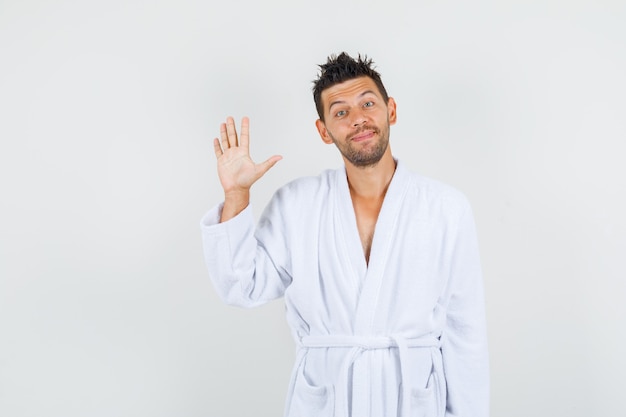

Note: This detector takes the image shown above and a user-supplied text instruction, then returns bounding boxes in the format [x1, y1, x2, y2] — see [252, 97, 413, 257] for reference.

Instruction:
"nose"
[351, 109, 367, 127]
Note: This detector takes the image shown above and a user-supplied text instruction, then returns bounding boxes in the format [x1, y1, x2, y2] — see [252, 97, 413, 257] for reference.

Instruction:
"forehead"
[321, 76, 381, 106]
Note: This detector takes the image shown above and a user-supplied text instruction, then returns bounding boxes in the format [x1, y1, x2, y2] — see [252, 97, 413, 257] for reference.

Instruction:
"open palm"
[213, 116, 282, 195]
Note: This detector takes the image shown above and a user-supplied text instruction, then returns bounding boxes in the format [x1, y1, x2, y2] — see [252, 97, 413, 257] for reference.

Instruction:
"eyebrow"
[328, 90, 378, 113]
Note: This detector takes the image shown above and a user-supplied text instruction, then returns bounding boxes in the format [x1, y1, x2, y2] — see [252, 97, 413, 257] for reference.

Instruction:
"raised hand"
[213, 116, 282, 221]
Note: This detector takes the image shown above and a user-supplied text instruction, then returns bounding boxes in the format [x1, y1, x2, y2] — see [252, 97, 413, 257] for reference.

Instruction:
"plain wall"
[1, 0, 624, 416]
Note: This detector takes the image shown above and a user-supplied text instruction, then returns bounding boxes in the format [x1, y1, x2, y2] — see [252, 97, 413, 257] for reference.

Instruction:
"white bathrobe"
[201, 160, 489, 417]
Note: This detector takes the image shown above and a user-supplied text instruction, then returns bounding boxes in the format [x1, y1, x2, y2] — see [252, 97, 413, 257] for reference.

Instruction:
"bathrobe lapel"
[335, 162, 410, 335]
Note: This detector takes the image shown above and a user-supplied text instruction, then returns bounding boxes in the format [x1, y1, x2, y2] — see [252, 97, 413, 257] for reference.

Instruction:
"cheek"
[325, 122, 343, 137]
[323, 125, 340, 143]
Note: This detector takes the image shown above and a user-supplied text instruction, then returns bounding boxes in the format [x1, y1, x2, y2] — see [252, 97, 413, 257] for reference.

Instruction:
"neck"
[345, 149, 397, 200]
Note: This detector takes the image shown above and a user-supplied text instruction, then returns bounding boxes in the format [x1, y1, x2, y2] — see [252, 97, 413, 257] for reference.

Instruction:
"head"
[313, 53, 397, 168]
[313, 52, 389, 122]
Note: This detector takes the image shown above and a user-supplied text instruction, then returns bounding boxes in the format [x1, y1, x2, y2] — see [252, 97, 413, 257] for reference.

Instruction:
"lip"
[351, 130, 375, 142]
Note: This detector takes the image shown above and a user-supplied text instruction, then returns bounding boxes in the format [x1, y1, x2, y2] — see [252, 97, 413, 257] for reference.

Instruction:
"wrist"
[224, 188, 250, 204]
[220, 189, 250, 222]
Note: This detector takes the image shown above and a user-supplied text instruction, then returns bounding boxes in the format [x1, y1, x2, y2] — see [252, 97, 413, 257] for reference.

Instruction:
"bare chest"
[352, 202, 382, 265]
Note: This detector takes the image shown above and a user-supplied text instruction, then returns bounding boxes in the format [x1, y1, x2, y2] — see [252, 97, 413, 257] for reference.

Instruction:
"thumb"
[256, 155, 283, 177]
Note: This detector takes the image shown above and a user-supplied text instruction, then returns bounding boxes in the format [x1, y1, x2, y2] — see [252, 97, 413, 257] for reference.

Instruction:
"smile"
[351, 130, 376, 142]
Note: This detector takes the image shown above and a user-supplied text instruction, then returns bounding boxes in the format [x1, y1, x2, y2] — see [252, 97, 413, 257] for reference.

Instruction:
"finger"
[213, 138, 223, 158]
[225, 116, 238, 147]
[240, 116, 250, 148]
[220, 123, 229, 149]
[256, 155, 283, 177]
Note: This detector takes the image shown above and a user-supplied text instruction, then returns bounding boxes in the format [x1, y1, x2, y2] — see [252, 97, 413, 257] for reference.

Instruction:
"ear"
[315, 119, 334, 144]
[387, 97, 397, 125]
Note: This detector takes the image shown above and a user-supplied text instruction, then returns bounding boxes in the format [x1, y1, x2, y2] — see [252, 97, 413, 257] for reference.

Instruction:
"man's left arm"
[441, 204, 490, 417]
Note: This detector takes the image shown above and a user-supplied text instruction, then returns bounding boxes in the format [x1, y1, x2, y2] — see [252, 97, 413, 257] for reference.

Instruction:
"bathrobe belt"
[300, 334, 441, 417]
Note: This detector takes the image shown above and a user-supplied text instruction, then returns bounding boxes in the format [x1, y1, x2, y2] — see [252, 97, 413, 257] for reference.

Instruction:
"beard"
[328, 123, 390, 168]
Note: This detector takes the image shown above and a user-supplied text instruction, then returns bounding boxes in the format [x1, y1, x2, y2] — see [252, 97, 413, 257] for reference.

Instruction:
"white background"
[1, 0, 625, 416]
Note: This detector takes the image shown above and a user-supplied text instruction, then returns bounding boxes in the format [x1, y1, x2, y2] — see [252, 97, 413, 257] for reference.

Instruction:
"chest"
[286, 204, 449, 333]
[351, 198, 383, 265]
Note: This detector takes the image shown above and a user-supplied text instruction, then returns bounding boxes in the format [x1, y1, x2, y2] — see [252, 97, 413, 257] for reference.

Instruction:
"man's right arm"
[201, 116, 288, 307]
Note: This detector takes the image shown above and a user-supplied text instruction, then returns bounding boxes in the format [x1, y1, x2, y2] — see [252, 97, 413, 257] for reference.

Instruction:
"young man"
[202, 53, 489, 417]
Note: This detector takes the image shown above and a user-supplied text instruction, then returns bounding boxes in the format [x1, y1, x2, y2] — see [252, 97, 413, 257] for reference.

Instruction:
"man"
[201, 52, 489, 417]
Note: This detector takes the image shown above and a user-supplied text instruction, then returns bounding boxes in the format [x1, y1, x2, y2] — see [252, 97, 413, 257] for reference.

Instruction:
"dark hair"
[312, 52, 389, 121]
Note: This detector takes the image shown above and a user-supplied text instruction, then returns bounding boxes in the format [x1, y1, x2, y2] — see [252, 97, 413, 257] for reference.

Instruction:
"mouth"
[351, 129, 377, 142]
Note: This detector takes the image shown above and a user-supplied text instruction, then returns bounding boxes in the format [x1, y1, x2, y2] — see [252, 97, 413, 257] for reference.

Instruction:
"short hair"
[312, 52, 389, 121]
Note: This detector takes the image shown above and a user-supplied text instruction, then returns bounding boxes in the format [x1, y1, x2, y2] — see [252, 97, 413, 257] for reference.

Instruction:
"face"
[315, 76, 396, 168]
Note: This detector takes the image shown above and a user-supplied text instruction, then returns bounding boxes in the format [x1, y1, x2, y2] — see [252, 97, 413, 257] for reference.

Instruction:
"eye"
[335, 110, 347, 117]
[363, 101, 374, 108]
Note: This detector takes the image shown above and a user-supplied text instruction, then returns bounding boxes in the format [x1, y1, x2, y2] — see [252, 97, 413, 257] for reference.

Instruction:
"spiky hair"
[312, 52, 389, 121]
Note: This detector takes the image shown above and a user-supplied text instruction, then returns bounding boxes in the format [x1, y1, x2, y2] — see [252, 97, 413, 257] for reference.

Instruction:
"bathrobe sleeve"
[441, 204, 490, 417]
[200, 195, 293, 308]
